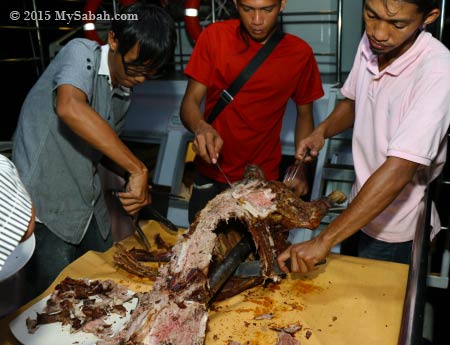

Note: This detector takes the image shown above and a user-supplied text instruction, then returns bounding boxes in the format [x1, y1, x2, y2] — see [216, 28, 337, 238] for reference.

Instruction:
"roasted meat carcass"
[107, 165, 346, 345]
[155, 165, 346, 293]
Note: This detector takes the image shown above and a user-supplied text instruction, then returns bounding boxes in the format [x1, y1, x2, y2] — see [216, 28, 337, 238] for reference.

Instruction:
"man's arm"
[289, 103, 315, 196]
[287, 98, 355, 196]
[278, 156, 419, 273]
[294, 103, 314, 148]
[180, 79, 223, 164]
[297, 98, 356, 161]
[55, 84, 149, 215]
[318, 98, 355, 138]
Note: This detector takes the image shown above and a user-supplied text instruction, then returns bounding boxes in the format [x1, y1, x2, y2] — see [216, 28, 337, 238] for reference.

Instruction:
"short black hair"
[111, 2, 176, 72]
[383, 0, 439, 14]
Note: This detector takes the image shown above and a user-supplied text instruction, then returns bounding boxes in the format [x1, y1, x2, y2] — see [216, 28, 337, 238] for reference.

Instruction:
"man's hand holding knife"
[192, 120, 223, 164]
[115, 169, 151, 216]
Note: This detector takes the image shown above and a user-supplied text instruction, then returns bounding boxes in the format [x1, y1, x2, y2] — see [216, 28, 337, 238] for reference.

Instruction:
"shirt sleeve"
[340, 37, 365, 101]
[0, 155, 33, 270]
[291, 50, 324, 105]
[388, 68, 450, 165]
[53, 39, 97, 103]
[184, 27, 214, 87]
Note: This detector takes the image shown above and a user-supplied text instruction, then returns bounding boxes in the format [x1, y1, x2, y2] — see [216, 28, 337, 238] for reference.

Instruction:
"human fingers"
[276, 247, 292, 274]
[297, 137, 323, 162]
[306, 136, 326, 159]
[193, 122, 220, 164]
[295, 146, 313, 163]
[122, 202, 141, 216]
[289, 251, 301, 272]
[285, 241, 321, 274]
[191, 142, 199, 154]
[300, 237, 330, 273]
[194, 135, 212, 164]
[211, 135, 223, 164]
[286, 244, 311, 273]
[205, 131, 221, 164]
[291, 251, 317, 274]
[117, 191, 148, 215]
[120, 172, 150, 212]
[116, 192, 137, 213]
[302, 253, 321, 273]
[295, 256, 310, 274]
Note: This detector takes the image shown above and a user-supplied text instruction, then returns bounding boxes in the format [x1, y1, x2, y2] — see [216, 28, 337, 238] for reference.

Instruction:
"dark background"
[0, 0, 174, 140]
[1, 0, 87, 140]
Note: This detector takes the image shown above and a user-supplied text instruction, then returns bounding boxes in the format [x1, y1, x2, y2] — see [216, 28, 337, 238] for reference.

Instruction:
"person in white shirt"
[0, 154, 35, 271]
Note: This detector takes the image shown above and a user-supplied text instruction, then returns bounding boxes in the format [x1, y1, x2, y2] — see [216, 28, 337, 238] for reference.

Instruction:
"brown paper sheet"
[0, 221, 408, 345]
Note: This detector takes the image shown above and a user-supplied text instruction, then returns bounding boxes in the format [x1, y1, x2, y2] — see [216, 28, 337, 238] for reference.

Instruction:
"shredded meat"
[276, 331, 300, 345]
[26, 277, 134, 339]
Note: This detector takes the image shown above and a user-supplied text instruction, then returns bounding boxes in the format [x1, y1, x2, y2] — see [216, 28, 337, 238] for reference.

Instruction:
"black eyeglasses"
[121, 54, 162, 80]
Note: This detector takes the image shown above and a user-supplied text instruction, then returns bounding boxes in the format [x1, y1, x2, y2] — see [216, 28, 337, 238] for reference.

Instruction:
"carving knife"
[144, 205, 179, 233]
[132, 215, 152, 252]
[233, 259, 327, 278]
[216, 161, 233, 189]
[111, 189, 152, 251]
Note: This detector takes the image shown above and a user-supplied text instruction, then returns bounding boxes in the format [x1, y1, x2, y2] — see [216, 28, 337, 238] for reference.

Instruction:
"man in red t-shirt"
[181, 0, 324, 222]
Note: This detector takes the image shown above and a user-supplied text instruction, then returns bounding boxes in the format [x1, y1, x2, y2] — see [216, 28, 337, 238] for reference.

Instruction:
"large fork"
[283, 151, 309, 185]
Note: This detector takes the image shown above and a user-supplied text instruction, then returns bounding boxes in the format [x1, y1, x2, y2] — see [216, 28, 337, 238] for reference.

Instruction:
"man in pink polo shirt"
[278, 0, 450, 273]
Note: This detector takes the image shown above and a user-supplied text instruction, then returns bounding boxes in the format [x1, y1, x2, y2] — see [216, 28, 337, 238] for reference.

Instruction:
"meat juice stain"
[245, 300, 273, 317]
[233, 308, 255, 313]
[268, 284, 281, 292]
[250, 331, 265, 345]
[245, 296, 273, 308]
[289, 280, 323, 295]
[285, 302, 304, 311]
[253, 306, 264, 316]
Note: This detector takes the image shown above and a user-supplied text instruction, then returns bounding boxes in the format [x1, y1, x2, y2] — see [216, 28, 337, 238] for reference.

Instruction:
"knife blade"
[233, 258, 327, 278]
[144, 206, 179, 233]
[234, 260, 286, 277]
[151, 184, 186, 200]
[151, 189, 186, 200]
[112, 186, 179, 234]
[132, 215, 151, 251]
[216, 161, 233, 189]
[111, 189, 152, 251]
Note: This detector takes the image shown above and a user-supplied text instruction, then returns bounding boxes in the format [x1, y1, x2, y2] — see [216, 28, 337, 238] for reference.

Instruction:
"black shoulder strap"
[207, 29, 285, 124]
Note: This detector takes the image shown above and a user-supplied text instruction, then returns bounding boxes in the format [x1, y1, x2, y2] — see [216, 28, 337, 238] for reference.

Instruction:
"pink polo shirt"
[341, 31, 450, 242]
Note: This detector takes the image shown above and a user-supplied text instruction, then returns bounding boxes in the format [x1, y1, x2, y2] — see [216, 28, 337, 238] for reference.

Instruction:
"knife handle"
[281, 258, 327, 272]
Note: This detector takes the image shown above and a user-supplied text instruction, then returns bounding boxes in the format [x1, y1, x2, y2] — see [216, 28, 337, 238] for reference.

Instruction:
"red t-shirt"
[185, 19, 324, 182]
